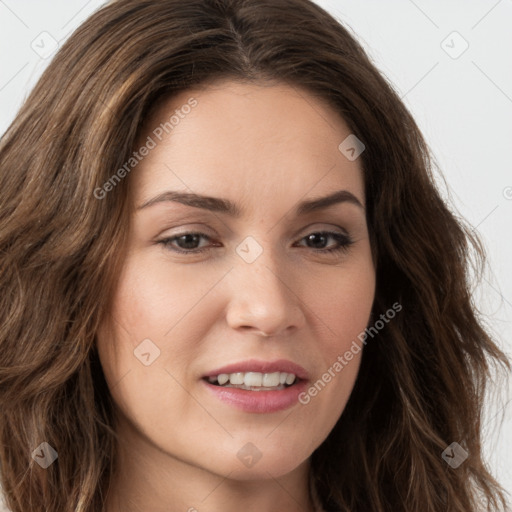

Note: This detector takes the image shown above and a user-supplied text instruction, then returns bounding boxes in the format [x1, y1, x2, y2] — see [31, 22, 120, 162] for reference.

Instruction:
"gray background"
[0, 0, 510, 508]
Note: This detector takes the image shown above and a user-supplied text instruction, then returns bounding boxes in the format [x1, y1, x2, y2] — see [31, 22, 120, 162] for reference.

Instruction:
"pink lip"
[201, 379, 308, 413]
[201, 358, 310, 414]
[203, 358, 309, 380]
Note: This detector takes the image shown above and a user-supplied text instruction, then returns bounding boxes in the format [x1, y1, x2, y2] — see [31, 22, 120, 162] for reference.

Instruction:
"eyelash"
[157, 231, 354, 255]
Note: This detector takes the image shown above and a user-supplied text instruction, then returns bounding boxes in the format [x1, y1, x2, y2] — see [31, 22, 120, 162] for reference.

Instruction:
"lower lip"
[201, 379, 308, 413]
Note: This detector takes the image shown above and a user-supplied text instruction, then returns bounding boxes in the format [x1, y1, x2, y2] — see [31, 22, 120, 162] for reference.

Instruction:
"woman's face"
[97, 80, 375, 481]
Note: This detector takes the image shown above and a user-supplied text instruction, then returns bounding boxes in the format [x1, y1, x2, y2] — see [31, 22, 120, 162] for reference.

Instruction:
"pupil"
[307, 233, 327, 249]
[179, 234, 200, 249]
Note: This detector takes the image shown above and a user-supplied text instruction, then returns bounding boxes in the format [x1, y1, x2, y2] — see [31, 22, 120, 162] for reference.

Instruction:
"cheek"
[94, 258, 206, 446]
[296, 256, 375, 435]
[94, 257, 171, 394]
[108, 257, 187, 331]
[312, 256, 376, 359]
[101, 252, 223, 346]
[95, 253, 228, 406]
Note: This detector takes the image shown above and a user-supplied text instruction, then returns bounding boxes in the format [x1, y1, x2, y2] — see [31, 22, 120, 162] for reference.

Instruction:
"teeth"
[244, 372, 262, 387]
[207, 371, 297, 388]
[262, 372, 281, 387]
[285, 373, 296, 385]
[229, 372, 244, 385]
[217, 374, 229, 385]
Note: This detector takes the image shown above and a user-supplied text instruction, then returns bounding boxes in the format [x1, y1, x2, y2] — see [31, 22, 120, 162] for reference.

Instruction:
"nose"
[225, 246, 306, 337]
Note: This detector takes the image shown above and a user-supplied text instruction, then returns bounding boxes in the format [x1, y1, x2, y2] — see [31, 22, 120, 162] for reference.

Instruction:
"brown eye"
[158, 232, 215, 253]
[157, 230, 353, 256]
[296, 231, 353, 254]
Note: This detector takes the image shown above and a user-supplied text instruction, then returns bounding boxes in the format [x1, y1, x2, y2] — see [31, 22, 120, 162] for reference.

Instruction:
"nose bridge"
[226, 234, 304, 336]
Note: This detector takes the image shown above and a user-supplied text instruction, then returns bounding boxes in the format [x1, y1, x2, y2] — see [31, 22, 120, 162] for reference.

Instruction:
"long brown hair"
[0, 0, 509, 510]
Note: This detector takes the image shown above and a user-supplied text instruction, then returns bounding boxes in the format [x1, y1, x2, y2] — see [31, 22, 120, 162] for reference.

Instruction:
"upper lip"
[203, 359, 309, 381]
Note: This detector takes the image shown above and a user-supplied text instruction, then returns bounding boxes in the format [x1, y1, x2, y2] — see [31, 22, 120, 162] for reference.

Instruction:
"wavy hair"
[0, 0, 509, 510]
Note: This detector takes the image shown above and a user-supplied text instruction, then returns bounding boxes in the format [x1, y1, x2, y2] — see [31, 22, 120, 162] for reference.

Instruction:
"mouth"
[203, 371, 300, 391]
[200, 359, 309, 413]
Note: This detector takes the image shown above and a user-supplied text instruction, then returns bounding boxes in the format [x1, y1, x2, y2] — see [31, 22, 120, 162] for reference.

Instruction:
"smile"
[206, 371, 297, 390]
[201, 360, 309, 413]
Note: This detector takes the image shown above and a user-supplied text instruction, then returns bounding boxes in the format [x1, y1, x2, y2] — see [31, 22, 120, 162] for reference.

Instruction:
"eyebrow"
[137, 189, 364, 216]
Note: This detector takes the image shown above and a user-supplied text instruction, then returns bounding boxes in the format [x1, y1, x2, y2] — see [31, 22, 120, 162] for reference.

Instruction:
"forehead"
[132, 80, 365, 214]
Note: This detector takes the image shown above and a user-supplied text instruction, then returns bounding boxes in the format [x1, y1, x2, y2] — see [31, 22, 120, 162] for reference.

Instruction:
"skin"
[97, 80, 376, 512]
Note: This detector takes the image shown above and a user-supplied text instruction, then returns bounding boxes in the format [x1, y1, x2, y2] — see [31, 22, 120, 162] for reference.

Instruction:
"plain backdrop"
[0, 0, 510, 505]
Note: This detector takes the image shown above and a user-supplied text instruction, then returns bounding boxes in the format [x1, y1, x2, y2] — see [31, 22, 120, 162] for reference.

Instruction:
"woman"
[0, 0, 509, 511]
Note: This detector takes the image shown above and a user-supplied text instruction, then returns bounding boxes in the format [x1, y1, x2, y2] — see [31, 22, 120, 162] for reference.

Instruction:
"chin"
[197, 440, 310, 482]
[219, 457, 306, 481]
